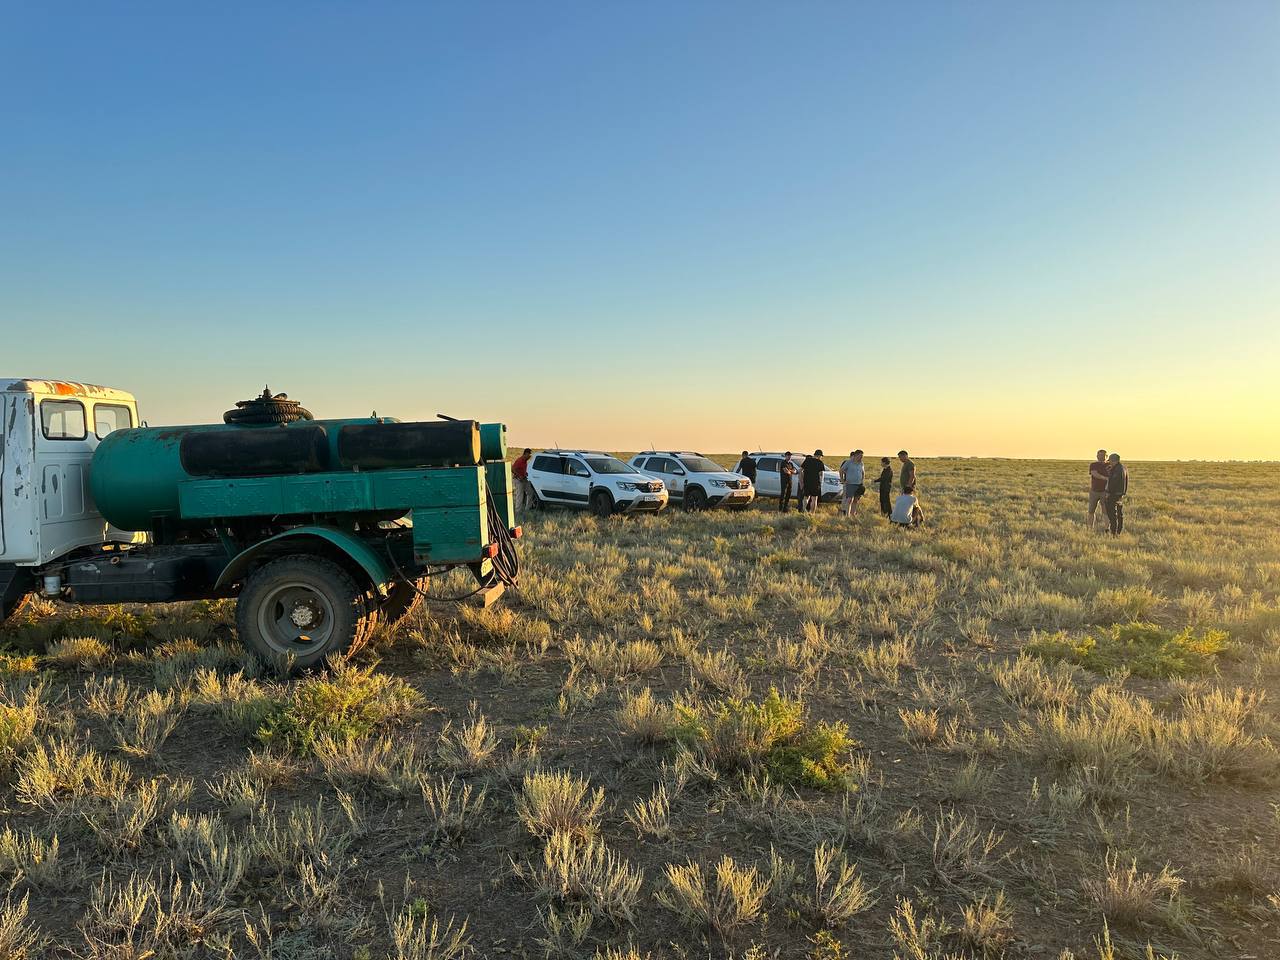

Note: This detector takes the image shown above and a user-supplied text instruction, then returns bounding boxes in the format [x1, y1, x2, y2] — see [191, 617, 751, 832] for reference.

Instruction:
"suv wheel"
[590, 489, 614, 517]
[684, 486, 708, 511]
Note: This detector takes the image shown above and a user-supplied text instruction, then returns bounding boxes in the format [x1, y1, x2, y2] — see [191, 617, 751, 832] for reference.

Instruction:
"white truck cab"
[1, 379, 143, 617]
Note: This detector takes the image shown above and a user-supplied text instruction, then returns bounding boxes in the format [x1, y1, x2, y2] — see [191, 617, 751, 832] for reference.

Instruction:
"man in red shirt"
[1087, 449, 1111, 529]
[512, 448, 534, 513]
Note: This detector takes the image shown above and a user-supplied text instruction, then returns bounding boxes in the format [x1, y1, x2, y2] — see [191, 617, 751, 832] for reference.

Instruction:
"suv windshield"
[585, 456, 634, 475]
[679, 456, 724, 473]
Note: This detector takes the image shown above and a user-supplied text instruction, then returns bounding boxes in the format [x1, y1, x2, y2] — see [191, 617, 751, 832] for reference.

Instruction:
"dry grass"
[517, 770, 605, 841]
[0, 458, 1277, 957]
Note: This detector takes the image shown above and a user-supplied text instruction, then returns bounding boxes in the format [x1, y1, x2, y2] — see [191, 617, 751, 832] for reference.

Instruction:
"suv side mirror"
[673, 468, 686, 476]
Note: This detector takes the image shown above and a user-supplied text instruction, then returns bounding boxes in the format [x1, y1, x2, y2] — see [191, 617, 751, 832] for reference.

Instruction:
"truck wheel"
[684, 486, 708, 511]
[379, 578, 429, 627]
[1, 567, 33, 627]
[237, 555, 369, 672]
[1, 593, 31, 628]
[590, 489, 614, 517]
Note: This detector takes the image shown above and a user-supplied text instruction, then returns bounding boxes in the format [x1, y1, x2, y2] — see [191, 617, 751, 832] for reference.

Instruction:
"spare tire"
[224, 387, 314, 425]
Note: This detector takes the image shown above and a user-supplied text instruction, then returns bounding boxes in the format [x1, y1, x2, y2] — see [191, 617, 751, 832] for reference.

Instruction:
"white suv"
[527, 450, 668, 516]
[747, 453, 843, 502]
[628, 452, 755, 511]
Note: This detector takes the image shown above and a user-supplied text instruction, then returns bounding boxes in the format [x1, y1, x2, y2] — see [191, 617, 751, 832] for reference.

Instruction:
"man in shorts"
[839, 449, 866, 517]
[1087, 449, 1110, 529]
[801, 450, 826, 513]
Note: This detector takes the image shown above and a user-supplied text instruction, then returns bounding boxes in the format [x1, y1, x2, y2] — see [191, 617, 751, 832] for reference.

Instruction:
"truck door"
[33, 397, 102, 562]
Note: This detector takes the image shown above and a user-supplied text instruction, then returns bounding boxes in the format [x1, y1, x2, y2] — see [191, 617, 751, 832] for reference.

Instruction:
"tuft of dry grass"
[516, 770, 605, 841]
[45, 636, 111, 671]
[517, 831, 644, 924]
[1082, 852, 1185, 929]
[657, 855, 770, 937]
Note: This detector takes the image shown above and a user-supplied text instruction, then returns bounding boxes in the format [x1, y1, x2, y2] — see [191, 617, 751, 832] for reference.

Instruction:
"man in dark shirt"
[1087, 449, 1111, 529]
[778, 452, 798, 512]
[736, 451, 757, 483]
[1104, 453, 1128, 535]
[898, 450, 916, 492]
[875, 457, 894, 516]
[801, 450, 826, 513]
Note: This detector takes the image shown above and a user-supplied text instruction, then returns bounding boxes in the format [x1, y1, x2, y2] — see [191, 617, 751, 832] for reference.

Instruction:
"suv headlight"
[616, 481, 639, 491]
[709, 479, 729, 488]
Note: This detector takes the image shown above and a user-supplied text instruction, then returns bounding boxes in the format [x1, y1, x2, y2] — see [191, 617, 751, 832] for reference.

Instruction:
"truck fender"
[214, 526, 394, 594]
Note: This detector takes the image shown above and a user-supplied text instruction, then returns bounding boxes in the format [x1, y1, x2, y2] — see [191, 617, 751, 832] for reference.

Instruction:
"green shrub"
[674, 689, 854, 790]
[257, 662, 421, 752]
[0, 652, 38, 678]
[1027, 622, 1228, 679]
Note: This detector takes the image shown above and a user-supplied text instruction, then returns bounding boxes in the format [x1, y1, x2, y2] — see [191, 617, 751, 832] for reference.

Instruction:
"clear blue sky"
[3, 2, 1277, 459]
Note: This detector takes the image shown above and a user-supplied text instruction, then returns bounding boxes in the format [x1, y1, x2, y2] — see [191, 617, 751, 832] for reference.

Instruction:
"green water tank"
[90, 417, 489, 533]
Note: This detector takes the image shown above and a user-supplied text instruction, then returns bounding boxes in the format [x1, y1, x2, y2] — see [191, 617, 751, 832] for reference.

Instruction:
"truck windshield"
[584, 457, 634, 475]
[679, 456, 723, 473]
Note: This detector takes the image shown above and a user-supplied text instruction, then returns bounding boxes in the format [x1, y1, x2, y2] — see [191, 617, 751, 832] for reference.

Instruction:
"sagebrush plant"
[257, 660, 420, 751]
[517, 831, 644, 924]
[1027, 621, 1229, 679]
[517, 770, 605, 841]
[0, 681, 44, 771]
[673, 688, 855, 790]
[1083, 853, 1186, 929]
[657, 855, 770, 936]
[44, 636, 111, 671]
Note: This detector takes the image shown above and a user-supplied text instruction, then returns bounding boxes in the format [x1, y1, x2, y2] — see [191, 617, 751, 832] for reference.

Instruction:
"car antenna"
[436, 412, 458, 421]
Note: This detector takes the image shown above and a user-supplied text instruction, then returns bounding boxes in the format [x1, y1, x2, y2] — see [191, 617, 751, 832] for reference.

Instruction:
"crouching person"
[890, 487, 924, 528]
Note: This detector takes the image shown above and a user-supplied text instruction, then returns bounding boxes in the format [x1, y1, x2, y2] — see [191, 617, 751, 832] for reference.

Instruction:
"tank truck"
[0, 380, 520, 669]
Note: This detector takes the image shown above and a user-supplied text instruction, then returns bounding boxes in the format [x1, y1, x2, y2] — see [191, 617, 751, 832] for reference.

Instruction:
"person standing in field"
[736, 451, 758, 485]
[1104, 453, 1128, 535]
[778, 451, 798, 513]
[511, 448, 534, 512]
[898, 450, 916, 492]
[839, 449, 866, 517]
[875, 456, 894, 516]
[801, 450, 826, 513]
[1087, 449, 1111, 529]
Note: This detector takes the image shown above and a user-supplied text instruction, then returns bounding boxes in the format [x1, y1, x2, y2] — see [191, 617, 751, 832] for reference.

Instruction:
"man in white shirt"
[839, 449, 866, 518]
[890, 490, 924, 528]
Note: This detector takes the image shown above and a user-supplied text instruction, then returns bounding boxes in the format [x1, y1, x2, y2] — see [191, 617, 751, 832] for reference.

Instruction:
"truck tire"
[379, 577, 429, 627]
[1, 567, 33, 627]
[684, 486, 708, 511]
[237, 555, 370, 672]
[1, 593, 30, 628]
[590, 489, 614, 517]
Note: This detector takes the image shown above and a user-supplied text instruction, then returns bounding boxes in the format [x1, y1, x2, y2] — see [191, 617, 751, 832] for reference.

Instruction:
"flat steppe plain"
[1, 457, 1277, 960]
